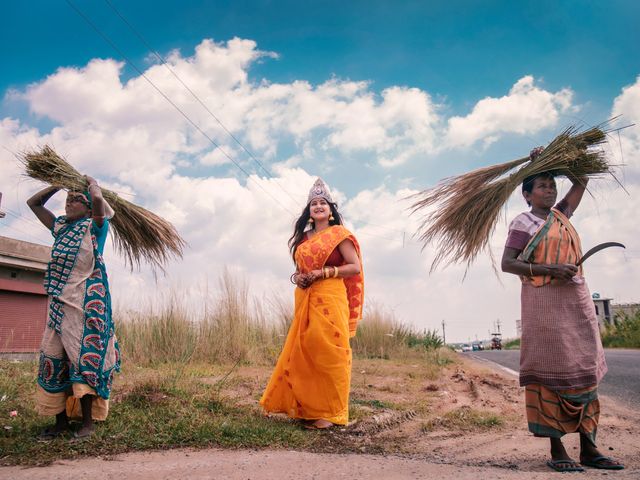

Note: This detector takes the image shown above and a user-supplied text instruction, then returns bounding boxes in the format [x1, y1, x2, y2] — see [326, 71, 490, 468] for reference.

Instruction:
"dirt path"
[2, 356, 638, 479]
[2, 445, 638, 480]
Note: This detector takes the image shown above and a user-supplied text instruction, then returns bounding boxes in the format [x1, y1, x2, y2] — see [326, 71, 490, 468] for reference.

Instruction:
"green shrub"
[601, 311, 640, 348]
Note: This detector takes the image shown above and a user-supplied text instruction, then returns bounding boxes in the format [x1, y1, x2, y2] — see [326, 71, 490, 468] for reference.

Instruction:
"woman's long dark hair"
[288, 201, 343, 263]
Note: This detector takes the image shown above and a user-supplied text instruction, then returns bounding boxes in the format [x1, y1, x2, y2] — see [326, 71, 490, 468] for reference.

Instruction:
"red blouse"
[301, 233, 345, 266]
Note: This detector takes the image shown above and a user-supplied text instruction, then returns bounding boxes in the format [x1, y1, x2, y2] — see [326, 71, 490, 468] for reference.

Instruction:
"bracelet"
[88, 183, 99, 190]
[529, 263, 533, 277]
[323, 267, 330, 279]
[333, 266, 339, 278]
[290, 273, 297, 285]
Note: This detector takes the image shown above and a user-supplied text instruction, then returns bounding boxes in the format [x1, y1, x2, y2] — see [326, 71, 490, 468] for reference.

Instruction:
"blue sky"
[1, 1, 639, 341]
[3, 1, 639, 113]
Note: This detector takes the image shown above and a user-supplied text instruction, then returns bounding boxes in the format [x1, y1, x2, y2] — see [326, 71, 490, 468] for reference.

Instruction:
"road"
[468, 349, 640, 409]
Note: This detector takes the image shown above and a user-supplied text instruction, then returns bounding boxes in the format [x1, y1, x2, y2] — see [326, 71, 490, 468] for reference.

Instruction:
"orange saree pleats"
[260, 279, 352, 424]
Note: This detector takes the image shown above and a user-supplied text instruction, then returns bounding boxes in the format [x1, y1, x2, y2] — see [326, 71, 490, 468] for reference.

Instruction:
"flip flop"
[37, 427, 67, 442]
[70, 429, 94, 442]
[580, 456, 625, 470]
[546, 459, 585, 472]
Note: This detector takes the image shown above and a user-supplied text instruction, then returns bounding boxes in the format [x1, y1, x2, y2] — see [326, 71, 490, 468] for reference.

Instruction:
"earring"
[329, 214, 335, 221]
[308, 217, 314, 225]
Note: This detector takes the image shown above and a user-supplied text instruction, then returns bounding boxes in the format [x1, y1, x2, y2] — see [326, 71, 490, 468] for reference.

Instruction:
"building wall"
[0, 266, 44, 283]
[593, 299, 613, 327]
[0, 290, 47, 352]
[0, 236, 50, 353]
[613, 303, 640, 320]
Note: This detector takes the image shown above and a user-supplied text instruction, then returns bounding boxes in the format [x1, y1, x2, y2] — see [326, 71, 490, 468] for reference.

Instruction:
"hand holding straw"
[20, 146, 186, 271]
[409, 121, 620, 273]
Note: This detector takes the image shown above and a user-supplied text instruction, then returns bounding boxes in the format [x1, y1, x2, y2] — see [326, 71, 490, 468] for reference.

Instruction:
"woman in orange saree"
[260, 178, 364, 429]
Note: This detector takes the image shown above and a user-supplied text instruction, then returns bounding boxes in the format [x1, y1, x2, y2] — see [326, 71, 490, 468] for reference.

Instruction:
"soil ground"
[2, 355, 638, 479]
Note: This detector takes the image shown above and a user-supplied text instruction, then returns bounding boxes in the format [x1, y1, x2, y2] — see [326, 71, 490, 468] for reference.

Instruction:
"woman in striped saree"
[501, 152, 623, 472]
[260, 178, 364, 429]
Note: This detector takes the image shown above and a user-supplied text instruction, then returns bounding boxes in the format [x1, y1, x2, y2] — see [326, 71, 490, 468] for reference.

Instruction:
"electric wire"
[102, 0, 299, 209]
[101, 0, 415, 241]
[65, 0, 296, 216]
[65, 0, 418, 245]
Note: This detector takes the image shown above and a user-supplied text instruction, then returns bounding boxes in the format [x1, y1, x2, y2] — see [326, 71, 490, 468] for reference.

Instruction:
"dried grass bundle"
[410, 122, 616, 272]
[21, 146, 185, 270]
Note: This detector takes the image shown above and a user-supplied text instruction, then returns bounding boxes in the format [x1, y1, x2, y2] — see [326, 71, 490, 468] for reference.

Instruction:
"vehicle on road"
[462, 344, 472, 352]
[490, 334, 502, 350]
[472, 342, 484, 351]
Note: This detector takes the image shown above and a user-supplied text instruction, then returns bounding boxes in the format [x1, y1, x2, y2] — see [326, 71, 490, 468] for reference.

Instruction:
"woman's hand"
[548, 263, 579, 281]
[294, 273, 312, 289]
[294, 270, 324, 289]
[84, 174, 106, 225]
[308, 269, 324, 283]
[84, 175, 98, 186]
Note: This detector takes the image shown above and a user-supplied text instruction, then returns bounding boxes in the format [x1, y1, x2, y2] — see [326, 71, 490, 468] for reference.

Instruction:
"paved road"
[468, 349, 640, 410]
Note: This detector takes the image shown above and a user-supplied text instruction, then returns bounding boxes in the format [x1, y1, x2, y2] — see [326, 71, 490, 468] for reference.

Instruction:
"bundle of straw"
[21, 146, 185, 270]
[410, 122, 616, 272]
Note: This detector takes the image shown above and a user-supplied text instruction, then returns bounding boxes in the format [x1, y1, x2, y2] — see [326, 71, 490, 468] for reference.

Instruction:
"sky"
[1, 1, 639, 342]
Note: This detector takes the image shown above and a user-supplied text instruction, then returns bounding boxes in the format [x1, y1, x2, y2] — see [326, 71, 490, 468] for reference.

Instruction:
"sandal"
[70, 428, 94, 442]
[546, 459, 585, 472]
[580, 456, 624, 470]
[37, 427, 67, 442]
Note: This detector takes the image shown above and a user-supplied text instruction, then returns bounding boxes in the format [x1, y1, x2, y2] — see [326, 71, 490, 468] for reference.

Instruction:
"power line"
[100, 0, 420, 243]
[0, 218, 50, 245]
[3, 208, 49, 231]
[65, 0, 421, 246]
[102, 0, 299, 209]
[65, 0, 295, 216]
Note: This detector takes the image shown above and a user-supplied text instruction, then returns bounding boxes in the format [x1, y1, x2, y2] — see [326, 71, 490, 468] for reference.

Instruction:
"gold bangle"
[333, 266, 339, 278]
[323, 267, 329, 279]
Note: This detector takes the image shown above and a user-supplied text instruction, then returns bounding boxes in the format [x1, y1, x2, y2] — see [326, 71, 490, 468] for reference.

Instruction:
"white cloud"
[445, 75, 574, 149]
[1, 39, 638, 342]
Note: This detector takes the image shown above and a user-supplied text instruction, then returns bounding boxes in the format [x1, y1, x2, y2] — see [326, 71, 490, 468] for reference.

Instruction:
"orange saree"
[260, 225, 364, 425]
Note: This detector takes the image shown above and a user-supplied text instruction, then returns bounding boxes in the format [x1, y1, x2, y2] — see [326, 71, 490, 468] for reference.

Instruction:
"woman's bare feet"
[305, 419, 333, 430]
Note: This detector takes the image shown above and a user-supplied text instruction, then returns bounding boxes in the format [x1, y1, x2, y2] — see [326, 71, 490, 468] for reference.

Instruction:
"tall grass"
[117, 270, 290, 366]
[351, 301, 413, 359]
[116, 272, 446, 366]
[601, 311, 640, 348]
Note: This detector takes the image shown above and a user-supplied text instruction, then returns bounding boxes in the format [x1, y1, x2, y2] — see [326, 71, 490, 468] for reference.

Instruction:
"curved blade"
[576, 242, 625, 266]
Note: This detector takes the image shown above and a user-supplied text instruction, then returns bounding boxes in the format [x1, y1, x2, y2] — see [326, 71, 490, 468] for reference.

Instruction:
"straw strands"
[21, 146, 185, 270]
[410, 122, 617, 272]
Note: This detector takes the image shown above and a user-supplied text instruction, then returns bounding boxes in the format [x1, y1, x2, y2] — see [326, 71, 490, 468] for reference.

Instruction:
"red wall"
[0, 279, 47, 353]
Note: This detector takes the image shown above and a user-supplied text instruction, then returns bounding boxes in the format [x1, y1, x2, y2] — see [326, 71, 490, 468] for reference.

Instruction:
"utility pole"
[496, 318, 502, 334]
[441, 319, 446, 345]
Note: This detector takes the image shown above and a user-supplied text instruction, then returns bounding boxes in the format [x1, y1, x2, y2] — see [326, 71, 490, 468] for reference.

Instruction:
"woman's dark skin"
[26, 176, 106, 439]
[501, 175, 586, 282]
[501, 174, 621, 470]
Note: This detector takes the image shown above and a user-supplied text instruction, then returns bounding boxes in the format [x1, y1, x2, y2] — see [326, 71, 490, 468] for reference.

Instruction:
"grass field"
[0, 273, 507, 466]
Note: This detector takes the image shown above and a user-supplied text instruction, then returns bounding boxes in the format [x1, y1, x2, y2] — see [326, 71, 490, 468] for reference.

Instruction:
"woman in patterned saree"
[27, 176, 120, 440]
[501, 149, 623, 472]
[260, 178, 364, 429]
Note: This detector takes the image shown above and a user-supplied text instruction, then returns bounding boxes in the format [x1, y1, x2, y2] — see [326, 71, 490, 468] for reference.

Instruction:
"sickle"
[576, 242, 625, 266]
